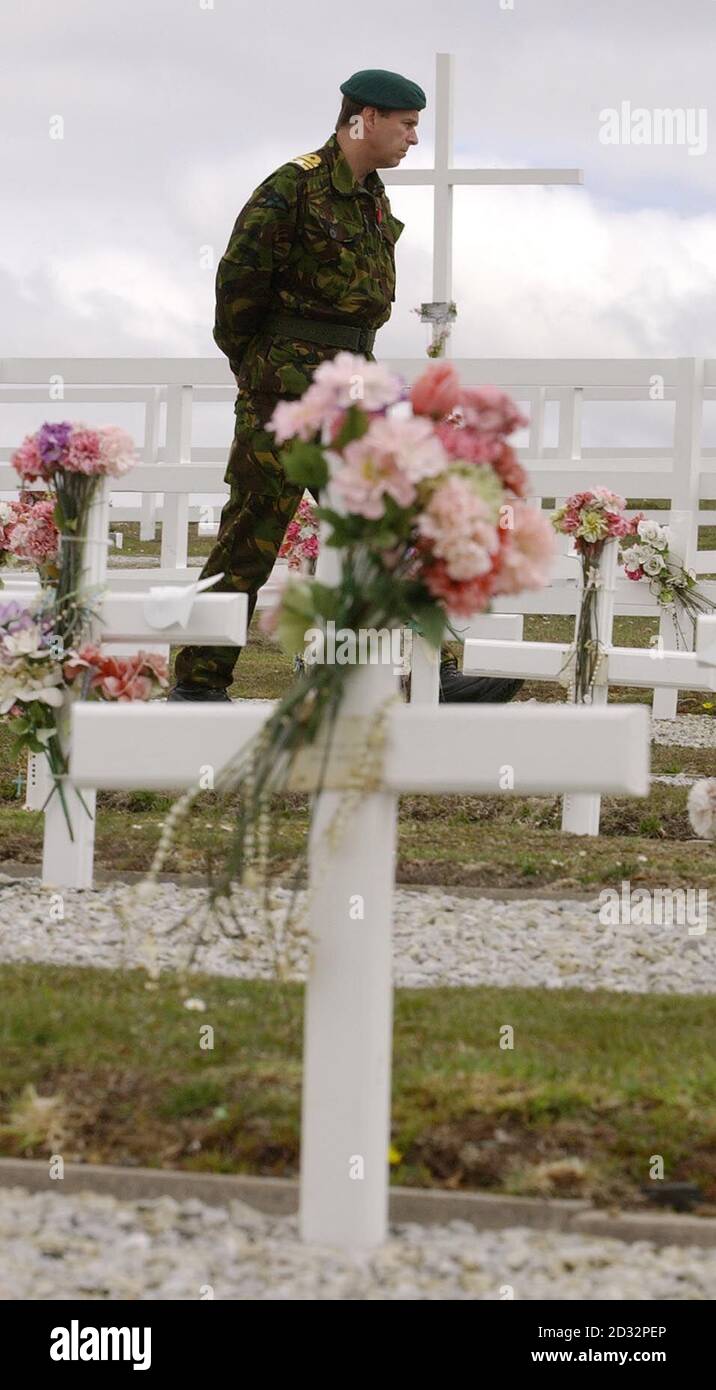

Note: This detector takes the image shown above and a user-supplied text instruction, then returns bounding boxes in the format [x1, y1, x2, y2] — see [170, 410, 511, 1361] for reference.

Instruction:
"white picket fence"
[2, 356, 716, 719]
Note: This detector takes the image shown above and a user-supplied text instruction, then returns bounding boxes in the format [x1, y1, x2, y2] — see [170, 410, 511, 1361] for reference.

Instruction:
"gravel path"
[650, 773, 700, 785]
[652, 714, 716, 748]
[1, 1188, 713, 1300]
[1, 879, 712, 994]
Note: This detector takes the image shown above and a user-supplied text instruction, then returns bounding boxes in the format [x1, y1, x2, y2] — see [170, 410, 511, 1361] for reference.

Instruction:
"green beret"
[340, 68, 426, 112]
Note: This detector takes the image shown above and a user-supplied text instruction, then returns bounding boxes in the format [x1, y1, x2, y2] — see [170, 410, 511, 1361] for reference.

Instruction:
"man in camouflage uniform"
[170, 68, 522, 705]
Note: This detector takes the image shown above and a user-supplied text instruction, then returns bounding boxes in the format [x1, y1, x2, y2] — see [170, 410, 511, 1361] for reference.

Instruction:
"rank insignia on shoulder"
[292, 152, 322, 170]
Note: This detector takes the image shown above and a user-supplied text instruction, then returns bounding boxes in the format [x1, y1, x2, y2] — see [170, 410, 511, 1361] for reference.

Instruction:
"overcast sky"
[2, 0, 716, 366]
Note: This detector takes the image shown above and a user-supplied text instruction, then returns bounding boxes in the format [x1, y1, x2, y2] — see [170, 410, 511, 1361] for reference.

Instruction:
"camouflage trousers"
[173, 393, 306, 691]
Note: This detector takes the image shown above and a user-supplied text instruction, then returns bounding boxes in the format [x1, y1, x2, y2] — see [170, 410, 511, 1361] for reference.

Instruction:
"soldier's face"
[369, 110, 420, 168]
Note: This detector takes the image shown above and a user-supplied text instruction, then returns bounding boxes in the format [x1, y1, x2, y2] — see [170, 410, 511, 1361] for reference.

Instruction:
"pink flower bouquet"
[10, 422, 138, 648]
[552, 488, 629, 554]
[63, 645, 169, 702]
[0, 494, 60, 582]
[269, 355, 554, 633]
[148, 357, 556, 927]
[552, 488, 629, 702]
[12, 422, 136, 483]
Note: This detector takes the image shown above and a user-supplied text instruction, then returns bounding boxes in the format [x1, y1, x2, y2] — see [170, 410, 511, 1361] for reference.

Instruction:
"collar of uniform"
[322, 132, 385, 197]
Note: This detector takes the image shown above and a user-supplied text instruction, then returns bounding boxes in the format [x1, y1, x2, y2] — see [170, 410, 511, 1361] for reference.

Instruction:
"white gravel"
[0, 879, 713, 994]
[651, 773, 700, 785]
[0, 1188, 713, 1300]
[652, 714, 716, 748]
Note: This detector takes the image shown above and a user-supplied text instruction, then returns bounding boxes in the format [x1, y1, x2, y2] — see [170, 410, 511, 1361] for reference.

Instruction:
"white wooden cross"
[8, 480, 248, 889]
[69, 486, 649, 1250]
[463, 537, 716, 834]
[382, 51, 583, 318]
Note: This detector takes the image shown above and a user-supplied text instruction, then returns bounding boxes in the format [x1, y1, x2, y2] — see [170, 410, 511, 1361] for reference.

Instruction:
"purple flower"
[0, 600, 37, 634]
[36, 421, 73, 466]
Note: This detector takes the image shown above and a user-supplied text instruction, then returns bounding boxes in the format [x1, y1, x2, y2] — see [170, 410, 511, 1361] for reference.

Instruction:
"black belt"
[263, 313, 376, 354]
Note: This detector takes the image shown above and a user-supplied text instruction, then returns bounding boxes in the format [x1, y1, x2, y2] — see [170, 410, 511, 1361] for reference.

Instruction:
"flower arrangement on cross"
[620, 512, 716, 645]
[141, 354, 555, 933]
[2, 422, 167, 834]
[552, 489, 629, 702]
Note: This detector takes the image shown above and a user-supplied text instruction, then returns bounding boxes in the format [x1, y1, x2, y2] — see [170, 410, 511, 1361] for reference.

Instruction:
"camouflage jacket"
[213, 132, 405, 399]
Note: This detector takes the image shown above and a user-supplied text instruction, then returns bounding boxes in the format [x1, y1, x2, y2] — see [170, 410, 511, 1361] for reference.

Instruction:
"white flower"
[0, 665, 64, 714]
[688, 780, 716, 839]
[183, 997, 206, 1012]
[637, 519, 669, 550]
[3, 628, 45, 658]
[642, 553, 666, 577]
[0, 502, 13, 524]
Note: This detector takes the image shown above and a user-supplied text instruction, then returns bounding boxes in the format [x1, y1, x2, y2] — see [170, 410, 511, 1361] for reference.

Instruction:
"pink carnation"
[492, 502, 556, 595]
[66, 427, 103, 475]
[567, 490, 597, 510]
[11, 435, 48, 482]
[491, 442, 529, 499]
[593, 486, 627, 511]
[7, 501, 59, 562]
[433, 422, 528, 497]
[422, 558, 496, 616]
[460, 385, 528, 437]
[435, 420, 492, 466]
[417, 474, 500, 582]
[410, 362, 462, 420]
[604, 509, 629, 538]
[559, 508, 581, 533]
[96, 424, 137, 477]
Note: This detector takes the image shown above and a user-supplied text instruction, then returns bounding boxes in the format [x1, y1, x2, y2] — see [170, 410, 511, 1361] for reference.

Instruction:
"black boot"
[439, 654, 524, 705]
[167, 683, 231, 703]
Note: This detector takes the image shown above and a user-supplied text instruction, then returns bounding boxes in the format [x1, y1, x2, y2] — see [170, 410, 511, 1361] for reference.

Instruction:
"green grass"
[1, 621, 714, 891]
[109, 521, 216, 561]
[1, 963, 714, 1207]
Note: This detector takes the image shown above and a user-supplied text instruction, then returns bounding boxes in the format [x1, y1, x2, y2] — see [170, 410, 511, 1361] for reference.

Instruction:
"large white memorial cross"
[382, 52, 583, 312]
[70, 505, 650, 1252]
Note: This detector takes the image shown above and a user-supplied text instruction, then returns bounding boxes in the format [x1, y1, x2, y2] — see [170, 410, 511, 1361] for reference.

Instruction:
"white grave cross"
[9, 478, 247, 889]
[70, 486, 650, 1250]
[382, 52, 583, 313]
[463, 540, 716, 834]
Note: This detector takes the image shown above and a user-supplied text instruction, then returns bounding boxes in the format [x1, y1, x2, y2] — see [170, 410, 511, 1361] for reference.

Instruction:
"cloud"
[2, 0, 716, 361]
